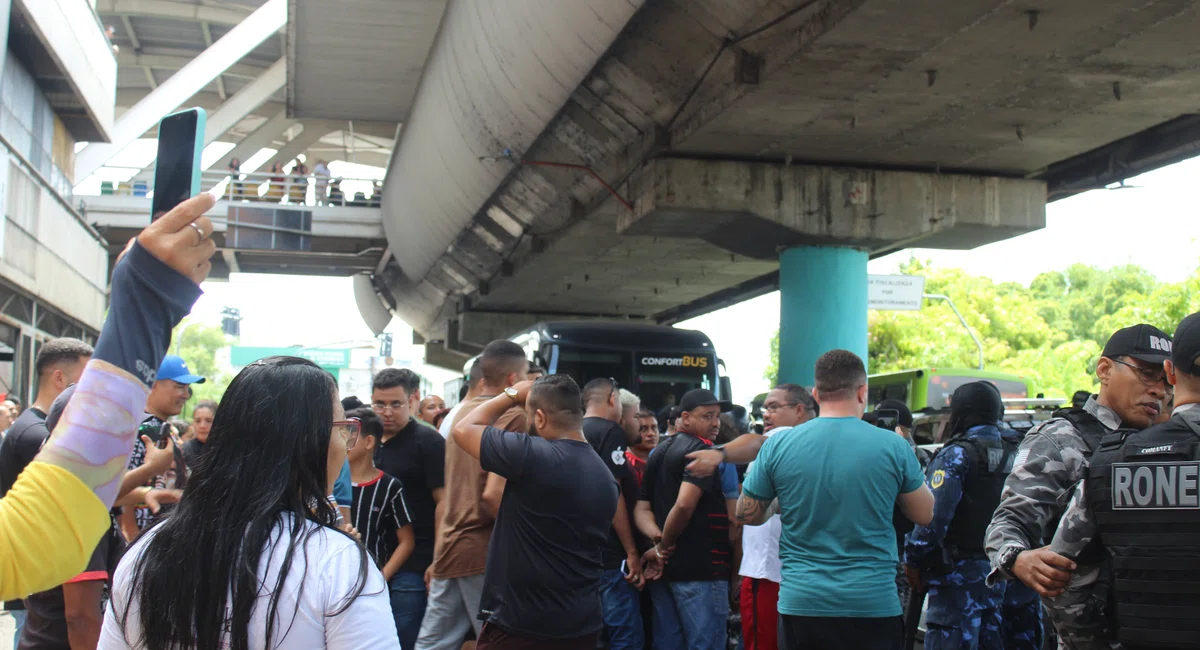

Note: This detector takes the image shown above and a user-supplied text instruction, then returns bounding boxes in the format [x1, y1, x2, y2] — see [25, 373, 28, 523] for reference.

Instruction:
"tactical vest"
[942, 434, 1017, 553]
[1041, 407, 1107, 543]
[1086, 413, 1200, 648]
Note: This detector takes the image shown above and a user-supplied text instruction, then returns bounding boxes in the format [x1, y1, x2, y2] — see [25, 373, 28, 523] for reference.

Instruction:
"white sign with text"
[868, 274, 926, 310]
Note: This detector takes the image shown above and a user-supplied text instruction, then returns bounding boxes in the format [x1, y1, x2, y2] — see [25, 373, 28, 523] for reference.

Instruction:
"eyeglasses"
[1111, 358, 1172, 392]
[372, 401, 406, 413]
[334, 418, 362, 450]
[762, 402, 798, 412]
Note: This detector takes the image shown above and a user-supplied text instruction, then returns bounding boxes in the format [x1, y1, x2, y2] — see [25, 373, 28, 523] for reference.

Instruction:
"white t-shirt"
[100, 515, 399, 650]
[437, 402, 463, 439]
[738, 425, 790, 583]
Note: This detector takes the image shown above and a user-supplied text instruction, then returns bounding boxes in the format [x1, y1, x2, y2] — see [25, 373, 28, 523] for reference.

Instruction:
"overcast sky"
[185, 156, 1200, 405]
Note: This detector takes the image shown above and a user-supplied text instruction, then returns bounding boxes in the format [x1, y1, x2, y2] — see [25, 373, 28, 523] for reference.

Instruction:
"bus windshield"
[551, 346, 716, 414]
[635, 352, 715, 414]
[927, 374, 1029, 408]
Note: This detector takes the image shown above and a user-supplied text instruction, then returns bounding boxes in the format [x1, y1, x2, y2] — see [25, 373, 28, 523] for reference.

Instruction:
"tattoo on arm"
[734, 493, 776, 526]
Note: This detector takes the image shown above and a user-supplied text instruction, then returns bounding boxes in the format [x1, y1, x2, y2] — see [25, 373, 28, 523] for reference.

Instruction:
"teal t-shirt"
[742, 416, 924, 617]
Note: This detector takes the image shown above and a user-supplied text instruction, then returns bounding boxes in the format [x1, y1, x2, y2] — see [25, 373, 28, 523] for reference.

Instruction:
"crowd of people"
[0, 194, 1196, 650]
[223, 157, 379, 207]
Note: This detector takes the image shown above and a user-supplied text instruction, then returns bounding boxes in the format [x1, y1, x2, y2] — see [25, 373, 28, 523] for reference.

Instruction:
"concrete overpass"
[77, 0, 1200, 382]
[313, 0, 1200, 379]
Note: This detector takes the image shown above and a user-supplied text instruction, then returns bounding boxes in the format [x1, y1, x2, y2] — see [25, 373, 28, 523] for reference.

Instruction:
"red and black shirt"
[639, 432, 731, 582]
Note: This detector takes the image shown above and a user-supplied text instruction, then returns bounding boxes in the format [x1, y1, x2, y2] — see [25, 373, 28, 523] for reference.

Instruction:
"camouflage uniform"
[984, 397, 1122, 649]
[998, 426, 1044, 650]
[1046, 481, 1113, 650]
[906, 425, 1005, 649]
[1002, 580, 1044, 650]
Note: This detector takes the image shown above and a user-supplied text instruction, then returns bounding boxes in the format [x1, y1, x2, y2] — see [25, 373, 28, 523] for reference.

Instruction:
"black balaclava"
[948, 381, 1003, 436]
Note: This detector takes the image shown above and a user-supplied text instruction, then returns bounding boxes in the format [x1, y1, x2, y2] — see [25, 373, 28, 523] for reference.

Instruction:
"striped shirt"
[352, 470, 412, 568]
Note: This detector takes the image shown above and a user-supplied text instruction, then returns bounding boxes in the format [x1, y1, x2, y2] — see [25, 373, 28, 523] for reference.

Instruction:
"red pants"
[741, 577, 780, 650]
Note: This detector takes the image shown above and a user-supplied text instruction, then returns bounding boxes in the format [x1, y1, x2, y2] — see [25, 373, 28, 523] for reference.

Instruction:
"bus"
[462, 321, 730, 415]
[868, 368, 1034, 412]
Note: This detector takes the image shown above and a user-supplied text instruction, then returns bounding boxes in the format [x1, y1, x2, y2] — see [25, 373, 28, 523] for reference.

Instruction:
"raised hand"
[136, 193, 217, 284]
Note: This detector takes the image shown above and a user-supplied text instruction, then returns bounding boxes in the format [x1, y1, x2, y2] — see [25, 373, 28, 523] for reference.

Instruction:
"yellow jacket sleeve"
[0, 461, 110, 600]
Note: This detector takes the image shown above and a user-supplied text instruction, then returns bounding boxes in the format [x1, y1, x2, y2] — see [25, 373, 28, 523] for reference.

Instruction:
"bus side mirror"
[719, 376, 733, 402]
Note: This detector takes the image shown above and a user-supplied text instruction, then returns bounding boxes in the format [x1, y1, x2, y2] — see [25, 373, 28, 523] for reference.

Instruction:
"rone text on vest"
[1112, 461, 1200, 509]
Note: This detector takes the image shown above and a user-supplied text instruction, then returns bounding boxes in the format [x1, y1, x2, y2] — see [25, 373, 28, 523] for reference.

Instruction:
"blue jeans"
[389, 571, 427, 650]
[649, 580, 729, 650]
[599, 569, 643, 650]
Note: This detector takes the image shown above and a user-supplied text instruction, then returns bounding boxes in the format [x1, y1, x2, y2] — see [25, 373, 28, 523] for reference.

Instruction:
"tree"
[765, 260, 1192, 402]
[171, 319, 234, 418]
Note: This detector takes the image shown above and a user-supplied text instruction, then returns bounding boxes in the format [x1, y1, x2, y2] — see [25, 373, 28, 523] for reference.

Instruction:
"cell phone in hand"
[875, 409, 900, 432]
[151, 108, 207, 221]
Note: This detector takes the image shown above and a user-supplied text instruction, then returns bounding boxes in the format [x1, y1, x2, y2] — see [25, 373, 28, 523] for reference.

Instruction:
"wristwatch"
[713, 444, 728, 461]
[503, 386, 520, 403]
[998, 545, 1024, 575]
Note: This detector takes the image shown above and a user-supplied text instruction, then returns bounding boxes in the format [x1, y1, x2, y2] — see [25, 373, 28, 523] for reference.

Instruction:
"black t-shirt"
[373, 417, 445, 574]
[352, 470, 412, 569]
[19, 517, 123, 649]
[582, 417, 636, 569]
[0, 407, 49, 611]
[479, 426, 618, 639]
[639, 433, 732, 582]
[0, 407, 50, 497]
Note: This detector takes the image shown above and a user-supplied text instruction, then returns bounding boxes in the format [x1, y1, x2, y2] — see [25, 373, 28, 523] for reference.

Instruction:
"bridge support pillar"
[778, 246, 868, 387]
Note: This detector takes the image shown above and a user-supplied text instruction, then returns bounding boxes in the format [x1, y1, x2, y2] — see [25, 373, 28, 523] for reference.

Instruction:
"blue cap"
[157, 355, 206, 384]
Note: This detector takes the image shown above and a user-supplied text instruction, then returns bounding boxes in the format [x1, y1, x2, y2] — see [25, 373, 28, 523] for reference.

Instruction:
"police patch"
[930, 470, 945, 489]
[1112, 461, 1200, 509]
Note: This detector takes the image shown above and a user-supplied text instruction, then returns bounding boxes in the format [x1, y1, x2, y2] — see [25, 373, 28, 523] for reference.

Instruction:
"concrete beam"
[205, 59, 286, 145]
[458, 311, 634, 348]
[424, 342, 470, 373]
[95, 0, 253, 26]
[620, 158, 1046, 258]
[207, 109, 294, 171]
[115, 50, 271, 81]
[258, 122, 342, 170]
[199, 21, 227, 100]
[76, 0, 287, 180]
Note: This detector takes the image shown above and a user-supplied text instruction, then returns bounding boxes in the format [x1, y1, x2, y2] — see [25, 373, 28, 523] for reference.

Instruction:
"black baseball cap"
[1172, 312, 1200, 375]
[1101, 324, 1172, 365]
[678, 388, 733, 413]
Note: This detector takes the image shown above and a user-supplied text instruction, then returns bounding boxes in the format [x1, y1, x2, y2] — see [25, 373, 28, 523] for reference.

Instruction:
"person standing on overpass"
[735, 350, 932, 650]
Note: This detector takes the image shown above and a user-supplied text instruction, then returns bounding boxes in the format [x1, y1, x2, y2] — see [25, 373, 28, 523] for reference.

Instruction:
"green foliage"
[764, 330, 780, 385]
[768, 260, 1200, 402]
[171, 319, 234, 418]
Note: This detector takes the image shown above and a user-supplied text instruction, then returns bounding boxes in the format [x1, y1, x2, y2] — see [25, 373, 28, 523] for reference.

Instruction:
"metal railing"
[86, 170, 385, 208]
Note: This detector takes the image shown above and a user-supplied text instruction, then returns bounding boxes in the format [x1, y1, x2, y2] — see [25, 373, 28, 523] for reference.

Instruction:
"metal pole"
[924, 293, 983, 370]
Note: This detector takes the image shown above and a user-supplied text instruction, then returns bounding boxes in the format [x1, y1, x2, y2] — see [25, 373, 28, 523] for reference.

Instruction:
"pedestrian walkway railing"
[82, 170, 384, 208]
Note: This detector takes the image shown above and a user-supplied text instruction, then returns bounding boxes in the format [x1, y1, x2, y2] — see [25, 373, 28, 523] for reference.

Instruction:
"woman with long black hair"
[99, 357, 400, 650]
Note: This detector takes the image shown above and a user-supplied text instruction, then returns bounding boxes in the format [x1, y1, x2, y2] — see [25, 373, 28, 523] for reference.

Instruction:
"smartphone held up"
[151, 108, 207, 221]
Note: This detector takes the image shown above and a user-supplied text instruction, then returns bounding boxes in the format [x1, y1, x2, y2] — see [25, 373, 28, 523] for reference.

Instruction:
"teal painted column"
[778, 246, 869, 386]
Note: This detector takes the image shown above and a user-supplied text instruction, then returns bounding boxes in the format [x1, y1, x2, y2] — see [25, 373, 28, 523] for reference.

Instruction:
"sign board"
[230, 346, 351, 369]
[868, 275, 926, 311]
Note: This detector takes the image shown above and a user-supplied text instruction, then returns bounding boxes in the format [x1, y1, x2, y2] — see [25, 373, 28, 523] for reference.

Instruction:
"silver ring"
[188, 222, 206, 242]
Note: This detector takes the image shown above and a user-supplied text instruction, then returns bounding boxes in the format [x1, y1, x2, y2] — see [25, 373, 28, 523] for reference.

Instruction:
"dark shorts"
[779, 614, 903, 650]
[477, 623, 599, 650]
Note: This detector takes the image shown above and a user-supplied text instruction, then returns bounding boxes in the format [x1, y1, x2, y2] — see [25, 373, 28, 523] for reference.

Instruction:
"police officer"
[1049, 311, 1200, 649]
[985, 324, 1172, 648]
[905, 382, 1013, 649]
[996, 421, 1044, 650]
